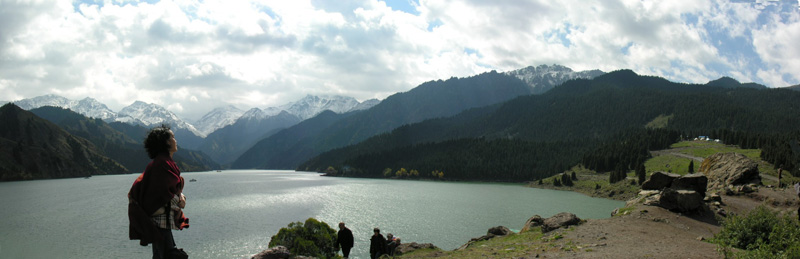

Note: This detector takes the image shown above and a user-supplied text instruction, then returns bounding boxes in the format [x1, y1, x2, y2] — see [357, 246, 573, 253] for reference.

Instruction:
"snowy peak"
[74, 97, 116, 120]
[241, 107, 267, 120]
[13, 94, 116, 120]
[14, 94, 74, 110]
[504, 64, 605, 94]
[279, 95, 359, 120]
[118, 101, 203, 137]
[351, 98, 380, 112]
[194, 105, 245, 136]
[273, 95, 372, 120]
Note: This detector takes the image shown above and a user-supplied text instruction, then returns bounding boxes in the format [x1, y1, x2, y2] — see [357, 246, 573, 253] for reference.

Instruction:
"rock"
[672, 173, 708, 195]
[457, 226, 511, 250]
[251, 246, 291, 259]
[488, 226, 511, 236]
[521, 215, 544, 232]
[542, 212, 582, 233]
[701, 153, 761, 190]
[641, 171, 680, 191]
[395, 242, 438, 255]
[704, 193, 722, 202]
[658, 188, 705, 212]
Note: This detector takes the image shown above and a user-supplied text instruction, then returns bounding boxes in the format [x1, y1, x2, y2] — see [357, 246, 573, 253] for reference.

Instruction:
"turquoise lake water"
[0, 170, 624, 258]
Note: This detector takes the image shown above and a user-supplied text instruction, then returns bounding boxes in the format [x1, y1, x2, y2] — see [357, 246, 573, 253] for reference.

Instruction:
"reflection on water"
[0, 170, 623, 259]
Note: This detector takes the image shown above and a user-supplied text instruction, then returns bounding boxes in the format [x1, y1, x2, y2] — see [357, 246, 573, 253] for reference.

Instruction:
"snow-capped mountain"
[193, 105, 245, 136]
[13, 94, 117, 120]
[504, 64, 605, 94]
[118, 101, 204, 137]
[276, 95, 367, 120]
[351, 98, 380, 112]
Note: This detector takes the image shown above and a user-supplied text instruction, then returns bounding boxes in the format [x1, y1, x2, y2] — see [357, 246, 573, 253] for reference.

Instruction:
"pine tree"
[636, 163, 646, 185]
[688, 160, 695, 174]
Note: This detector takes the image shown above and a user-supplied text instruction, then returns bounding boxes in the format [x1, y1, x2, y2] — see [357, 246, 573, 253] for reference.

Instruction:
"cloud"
[0, 0, 798, 120]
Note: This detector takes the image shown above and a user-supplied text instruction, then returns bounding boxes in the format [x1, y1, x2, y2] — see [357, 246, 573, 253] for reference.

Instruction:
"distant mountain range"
[6, 64, 791, 181]
[298, 70, 800, 181]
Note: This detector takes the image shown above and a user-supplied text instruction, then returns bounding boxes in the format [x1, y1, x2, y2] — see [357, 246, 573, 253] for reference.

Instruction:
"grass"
[530, 165, 640, 201]
[645, 114, 673, 129]
[531, 140, 799, 200]
[401, 230, 552, 258]
[644, 155, 697, 176]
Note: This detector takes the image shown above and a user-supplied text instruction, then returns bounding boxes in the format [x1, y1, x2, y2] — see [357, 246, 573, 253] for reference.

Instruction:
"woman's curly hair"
[144, 124, 173, 159]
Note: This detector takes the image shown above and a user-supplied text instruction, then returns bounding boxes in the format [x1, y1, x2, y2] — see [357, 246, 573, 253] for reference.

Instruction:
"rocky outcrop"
[641, 171, 680, 191]
[672, 173, 708, 195]
[701, 153, 761, 190]
[542, 212, 582, 232]
[457, 226, 512, 250]
[520, 212, 582, 233]
[521, 215, 544, 233]
[395, 242, 438, 255]
[641, 173, 709, 213]
[658, 188, 705, 212]
[251, 246, 291, 259]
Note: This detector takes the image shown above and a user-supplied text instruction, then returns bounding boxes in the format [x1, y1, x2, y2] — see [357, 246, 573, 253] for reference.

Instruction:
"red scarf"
[128, 153, 185, 245]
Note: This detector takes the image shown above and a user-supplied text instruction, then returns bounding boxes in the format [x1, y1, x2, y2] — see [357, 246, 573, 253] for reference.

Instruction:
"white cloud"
[1, 0, 798, 120]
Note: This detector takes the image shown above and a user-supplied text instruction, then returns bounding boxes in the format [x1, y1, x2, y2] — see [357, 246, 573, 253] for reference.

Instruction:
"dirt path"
[650, 149, 704, 162]
[529, 184, 800, 259]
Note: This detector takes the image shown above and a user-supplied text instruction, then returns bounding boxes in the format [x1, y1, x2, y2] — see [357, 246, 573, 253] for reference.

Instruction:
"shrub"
[711, 206, 800, 258]
[268, 218, 338, 258]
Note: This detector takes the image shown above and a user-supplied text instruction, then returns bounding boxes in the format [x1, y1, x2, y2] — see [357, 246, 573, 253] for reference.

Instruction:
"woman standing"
[128, 124, 189, 258]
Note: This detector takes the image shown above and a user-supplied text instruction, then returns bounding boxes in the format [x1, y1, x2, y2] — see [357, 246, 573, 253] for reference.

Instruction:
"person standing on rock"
[370, 228, 387, 259]
[336, 222, 354, 258]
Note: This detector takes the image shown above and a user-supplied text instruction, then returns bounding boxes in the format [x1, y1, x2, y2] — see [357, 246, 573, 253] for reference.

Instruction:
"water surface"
[0, 170, 623, 258]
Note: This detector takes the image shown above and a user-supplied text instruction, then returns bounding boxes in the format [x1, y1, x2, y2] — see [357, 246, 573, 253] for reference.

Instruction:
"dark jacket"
[370, 234, 387, 258]
[128, 153, 184, 246]
[337, 227, 354, 249]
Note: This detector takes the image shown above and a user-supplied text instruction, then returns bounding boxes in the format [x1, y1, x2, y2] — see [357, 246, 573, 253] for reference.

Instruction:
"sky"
[1, 0, 799, 121]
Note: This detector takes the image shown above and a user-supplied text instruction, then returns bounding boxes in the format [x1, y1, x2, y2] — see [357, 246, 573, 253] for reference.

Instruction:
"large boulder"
[641, 171, 680, 191]
[457, 226, 512, 250]
[542, 212, 582, 233]
[395, 242, 438, 256]
[658, 188, 704, 212]
[251, 246, 291, 259]
[701, 153, 761, 190]
[488, 226, 511, 236]
[672, 173, 708, 195]
[520, 215, 544, 233]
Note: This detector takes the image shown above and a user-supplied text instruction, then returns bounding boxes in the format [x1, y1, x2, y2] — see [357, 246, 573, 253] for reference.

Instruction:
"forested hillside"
[234, 70, 532, 169]
[300, 70, 800, 181]
[27, 106, 217, 175]
[0, 104, 126, 180]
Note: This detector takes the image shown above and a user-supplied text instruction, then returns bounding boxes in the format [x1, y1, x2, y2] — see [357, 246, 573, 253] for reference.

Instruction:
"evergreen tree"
[636, 163, 646, 185]
[688, 160, 695, 174]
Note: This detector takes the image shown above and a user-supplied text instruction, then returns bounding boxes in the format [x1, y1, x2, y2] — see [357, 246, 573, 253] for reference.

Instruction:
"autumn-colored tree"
[396, 168, 408, 178]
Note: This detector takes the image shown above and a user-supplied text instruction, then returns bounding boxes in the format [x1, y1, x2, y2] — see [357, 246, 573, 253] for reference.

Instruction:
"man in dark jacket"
[369, 228, 387, 259]
[336, 222, 354, 258]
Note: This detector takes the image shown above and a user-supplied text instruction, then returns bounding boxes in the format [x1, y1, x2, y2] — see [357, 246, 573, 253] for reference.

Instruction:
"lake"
[0, 170, 624, 258]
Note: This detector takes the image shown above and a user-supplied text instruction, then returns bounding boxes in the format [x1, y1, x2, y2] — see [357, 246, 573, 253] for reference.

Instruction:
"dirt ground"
[530, 185, 800, 258]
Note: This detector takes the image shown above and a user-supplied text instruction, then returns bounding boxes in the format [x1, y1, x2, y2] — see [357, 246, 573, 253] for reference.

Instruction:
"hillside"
[233, 70, 532, 169]
[400, 141, 800, 258]
[0, 103, 127, 180]
[28, 106, 218, 174]
[300, 70, 800, 181]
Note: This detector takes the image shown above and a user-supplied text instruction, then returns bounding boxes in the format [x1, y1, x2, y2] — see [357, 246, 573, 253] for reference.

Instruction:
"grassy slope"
[400, 140, 798, 258]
